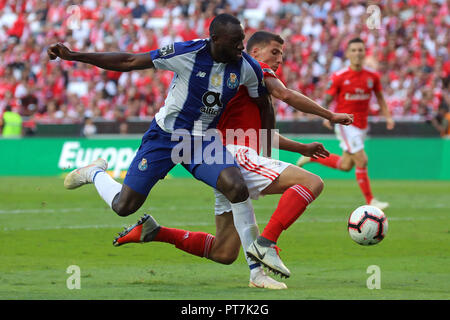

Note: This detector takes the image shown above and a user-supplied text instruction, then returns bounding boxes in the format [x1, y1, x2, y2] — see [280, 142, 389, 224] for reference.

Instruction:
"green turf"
[0, 177, 449, 300]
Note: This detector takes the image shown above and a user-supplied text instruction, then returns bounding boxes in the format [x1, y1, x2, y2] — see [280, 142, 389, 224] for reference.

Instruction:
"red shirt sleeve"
[373, 72, 382, 93]
[259, 62, 278, 79]
[326, 73, 339, 96]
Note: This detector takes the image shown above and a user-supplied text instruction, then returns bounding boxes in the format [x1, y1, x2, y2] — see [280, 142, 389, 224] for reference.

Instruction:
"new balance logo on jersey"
[196, 71, 206, 78]
[344, 79, 351, 85]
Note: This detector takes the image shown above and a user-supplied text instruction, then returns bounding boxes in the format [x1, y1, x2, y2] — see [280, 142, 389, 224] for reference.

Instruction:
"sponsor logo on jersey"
[345, 92, 371, 100]
[158, 43, 175, 57]
[210, 74, 222, 87]
[200, 91, 223, 115]
[196, 71, 206, 78]
[227, 73, 239, 89]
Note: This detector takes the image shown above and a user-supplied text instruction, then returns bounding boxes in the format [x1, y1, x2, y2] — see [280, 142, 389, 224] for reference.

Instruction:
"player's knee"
[340, 163, 354, 172]
[217, 169, 249, 203]
[226, 182, 249, 203]
[360, 158, 368, 168]
[112, 200, 137, 217]
[310, 174, 324, 197]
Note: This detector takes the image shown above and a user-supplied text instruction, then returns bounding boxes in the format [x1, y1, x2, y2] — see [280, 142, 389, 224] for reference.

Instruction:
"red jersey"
[217, 61, 278, 152]
[326, 66, 382, 129]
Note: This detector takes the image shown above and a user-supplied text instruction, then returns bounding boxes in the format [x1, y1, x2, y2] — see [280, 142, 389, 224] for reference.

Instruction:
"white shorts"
[214, 145, 291, 215]
[335, 124, 368, 154]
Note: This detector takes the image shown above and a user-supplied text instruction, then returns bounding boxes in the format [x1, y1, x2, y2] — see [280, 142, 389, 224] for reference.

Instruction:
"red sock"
[355, 167, 373, 204]
[261, 185, 315, 243]
[311, 153, 342, 169]
[154, 227, 215, 259]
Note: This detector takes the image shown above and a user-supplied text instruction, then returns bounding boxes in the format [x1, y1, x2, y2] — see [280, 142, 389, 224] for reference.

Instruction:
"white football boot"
[249, 268, 287, 289]
[246, 240, 291, 278]
[369, 198, 389, 210]
[64, 158, 108, 189]
[296, 156, 311, 167]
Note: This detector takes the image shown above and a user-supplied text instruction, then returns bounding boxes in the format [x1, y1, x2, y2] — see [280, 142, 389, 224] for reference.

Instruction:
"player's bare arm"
[264, 76, 353, 126]
[47, 42, 155, 72]
[276, 132, 329, 159]
[374, 91, 395, 130]
[322, 93, 335, 130]
[252, 93, 275, 158]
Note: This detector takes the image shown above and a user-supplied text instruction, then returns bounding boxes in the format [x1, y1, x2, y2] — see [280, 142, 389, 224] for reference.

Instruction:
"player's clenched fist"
[47, 43, 73, 61]
[330, 112, 354, 126]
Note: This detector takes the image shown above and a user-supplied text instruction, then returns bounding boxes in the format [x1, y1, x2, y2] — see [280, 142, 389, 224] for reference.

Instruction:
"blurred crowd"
[0, 0, 448, 132]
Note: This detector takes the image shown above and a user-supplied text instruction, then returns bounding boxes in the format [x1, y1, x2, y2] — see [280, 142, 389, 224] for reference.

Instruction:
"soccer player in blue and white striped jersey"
[50, 14, 279, 269]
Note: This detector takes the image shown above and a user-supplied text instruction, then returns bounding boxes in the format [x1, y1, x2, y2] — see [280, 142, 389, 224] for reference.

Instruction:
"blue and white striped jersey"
[150, 39, 266, 136]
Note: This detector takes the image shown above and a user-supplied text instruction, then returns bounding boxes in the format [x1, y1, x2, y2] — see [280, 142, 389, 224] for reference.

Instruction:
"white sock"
[93, 171, 122, 208]
[230, 198, 261, 272]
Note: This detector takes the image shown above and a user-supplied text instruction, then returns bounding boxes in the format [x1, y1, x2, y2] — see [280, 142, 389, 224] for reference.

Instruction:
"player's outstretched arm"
[374, 91, 395, 130]
[275, 132, 329, 159]
[252, 93, 275, 158]
[265, 76, 353, 125]
[47, 42, 155, 72]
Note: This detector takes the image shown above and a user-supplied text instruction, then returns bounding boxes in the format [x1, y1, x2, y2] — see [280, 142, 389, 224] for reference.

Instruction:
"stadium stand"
[0, 0, 448, 132]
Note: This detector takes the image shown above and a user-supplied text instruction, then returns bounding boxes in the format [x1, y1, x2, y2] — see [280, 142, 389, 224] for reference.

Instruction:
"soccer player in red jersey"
[297, 38, 395, 210]
[114, 31, 353, 289]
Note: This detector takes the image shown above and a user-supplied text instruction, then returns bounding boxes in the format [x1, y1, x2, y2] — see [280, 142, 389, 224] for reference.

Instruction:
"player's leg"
[208, 211, 241, 264]
[211, 189, 286, 289]
[113, 213, 217, 259]
[337, 151, 355, 171]
[228, 147, 293, 277]
[246, 165, 321, 277]
[64, 157, 146, 216]
[64, 120, 177, 217]
[351, 149, 372, 204]
[350, 149, 389, 209]
[186, 143, 261, 268]
[112, 201, 239, 263]
[297, 124, 355, 171]
[215, 166, 250, 203]
[297, 152, 343, 169]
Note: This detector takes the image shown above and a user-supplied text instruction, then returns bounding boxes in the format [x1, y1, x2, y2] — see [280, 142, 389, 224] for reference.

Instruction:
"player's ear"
[210, 34, 219, 44]
[250, 46, 260, 58]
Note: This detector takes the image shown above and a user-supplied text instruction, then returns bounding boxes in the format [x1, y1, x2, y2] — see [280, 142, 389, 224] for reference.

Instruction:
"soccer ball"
[347, 205, 388, 245]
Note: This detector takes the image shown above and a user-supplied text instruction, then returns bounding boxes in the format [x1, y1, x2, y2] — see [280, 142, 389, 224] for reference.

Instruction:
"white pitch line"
[0, 208, 84, 214]
[1, 216, 445, 232]
[0, 202, 448, 215]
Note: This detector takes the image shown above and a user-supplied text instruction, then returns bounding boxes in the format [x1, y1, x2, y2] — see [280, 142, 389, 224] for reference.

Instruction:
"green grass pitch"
[0, 177, 449, 300]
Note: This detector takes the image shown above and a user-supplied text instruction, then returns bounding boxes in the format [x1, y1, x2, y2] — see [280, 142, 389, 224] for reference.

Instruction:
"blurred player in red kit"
[298, 38, 394, 210]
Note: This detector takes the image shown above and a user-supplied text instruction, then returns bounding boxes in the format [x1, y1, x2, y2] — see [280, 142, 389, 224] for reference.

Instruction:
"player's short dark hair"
[209, 14, 241, 37]
[347, 37, 365, 48]
[246, 31, 284, 52]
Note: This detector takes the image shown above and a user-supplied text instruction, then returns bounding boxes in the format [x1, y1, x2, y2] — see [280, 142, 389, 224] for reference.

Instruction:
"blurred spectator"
[430, 88, 450, 137]
[0, 105, 22, 137]
[0, 0, 448, 126]
[82, 116, 97, 137]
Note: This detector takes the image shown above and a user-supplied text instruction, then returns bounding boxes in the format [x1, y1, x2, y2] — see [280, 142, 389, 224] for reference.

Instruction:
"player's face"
[214, 24, 245, 63]
[253, 41, 284, 72]
[346, 43, 366, 66]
